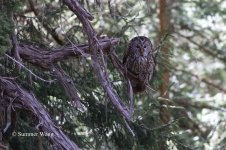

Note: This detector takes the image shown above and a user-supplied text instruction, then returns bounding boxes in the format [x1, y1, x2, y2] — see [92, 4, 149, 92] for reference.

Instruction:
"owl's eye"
[143, 45, 147, 48]
[136, 46, 139, 49]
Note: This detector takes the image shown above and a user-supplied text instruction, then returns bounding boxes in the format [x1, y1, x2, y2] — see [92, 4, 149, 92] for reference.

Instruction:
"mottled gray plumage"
[123, 36, 155, 93]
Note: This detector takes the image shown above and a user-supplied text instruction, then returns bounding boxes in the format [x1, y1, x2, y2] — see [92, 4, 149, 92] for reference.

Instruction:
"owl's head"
[128, 36, 153, 57]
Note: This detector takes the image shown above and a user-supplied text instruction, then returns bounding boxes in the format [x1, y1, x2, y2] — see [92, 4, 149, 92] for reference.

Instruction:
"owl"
[123, 36, 155, 93]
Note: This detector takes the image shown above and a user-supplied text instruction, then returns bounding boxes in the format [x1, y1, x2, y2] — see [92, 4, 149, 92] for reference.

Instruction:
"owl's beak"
[140, 48, 144, 56]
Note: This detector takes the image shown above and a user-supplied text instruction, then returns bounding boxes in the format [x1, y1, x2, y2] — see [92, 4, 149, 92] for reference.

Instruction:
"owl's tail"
[131, 82, 147, 93]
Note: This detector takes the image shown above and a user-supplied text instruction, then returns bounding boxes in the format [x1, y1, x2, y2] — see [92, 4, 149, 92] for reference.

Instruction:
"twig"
[28, 0, 65, 45]
[175, 31, 226, 64]
[173, 98, 226, 112]
[127, 79, 134, 116]
[139, 119, 178, 132]
[123, 119, 135, 137]
[154, 33, 171, 54]
[65, 36, 90, 58]
[5, 54, 55, 83]
[173, 67, 226, 93]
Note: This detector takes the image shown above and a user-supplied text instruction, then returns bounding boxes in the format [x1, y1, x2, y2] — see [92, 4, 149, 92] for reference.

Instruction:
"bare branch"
[18, 38, 119, 69]
[173, 98, 226, 112]
[28, 0, 65, 45]
[11, 38, 120, 112]
[174, 67, 226, 93]
[62, 0, 132, 120]
[52, 65, 84, 110]
[62, 0, 94, 21]
[123, 118, 135, 137]
[0, 77, 79, 150]
[5, 54, 55, 83]
[175, 31, 226, 64]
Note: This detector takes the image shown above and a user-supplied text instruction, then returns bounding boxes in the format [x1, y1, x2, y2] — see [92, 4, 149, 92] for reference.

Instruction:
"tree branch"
[174, 67, 226, 93]
[9, 37, 123, 113]
[173, 98, 226, 112]
[0, 77, 79, 150]
[52, 65, 84, 110]
[28, 0, 65, 45]
[175, 31, 226, 64]
[17, 38, 119, 69]
[5, 54, 55, 83]
[62, 0, 132, 120]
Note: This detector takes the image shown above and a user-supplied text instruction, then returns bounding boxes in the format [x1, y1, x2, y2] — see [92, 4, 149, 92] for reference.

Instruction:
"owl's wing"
[147, 54, 155, 81]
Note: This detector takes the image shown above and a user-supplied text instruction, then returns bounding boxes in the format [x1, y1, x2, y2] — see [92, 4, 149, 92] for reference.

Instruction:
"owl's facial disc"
[135, 45, 143, 56]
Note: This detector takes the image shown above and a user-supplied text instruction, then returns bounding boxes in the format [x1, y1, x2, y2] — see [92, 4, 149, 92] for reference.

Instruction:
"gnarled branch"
[18, 38, 119, 69]
[0, 77, 79, 150]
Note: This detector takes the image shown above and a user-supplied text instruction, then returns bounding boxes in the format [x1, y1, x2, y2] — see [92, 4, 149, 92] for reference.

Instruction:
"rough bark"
[158, 0, 171, 149]
[17, 38, 119, 69]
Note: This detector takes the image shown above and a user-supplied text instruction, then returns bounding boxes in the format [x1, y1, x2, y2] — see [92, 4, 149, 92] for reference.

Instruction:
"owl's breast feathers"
[124, 54, 155, 93]
[125, 54, 154, 76]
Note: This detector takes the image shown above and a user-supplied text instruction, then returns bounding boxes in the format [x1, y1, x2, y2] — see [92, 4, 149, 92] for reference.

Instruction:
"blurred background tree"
[0, 0, 226, 149]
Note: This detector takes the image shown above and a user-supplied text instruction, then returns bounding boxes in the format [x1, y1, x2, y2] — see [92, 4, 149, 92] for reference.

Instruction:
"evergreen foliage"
[0, 0, 226, 149]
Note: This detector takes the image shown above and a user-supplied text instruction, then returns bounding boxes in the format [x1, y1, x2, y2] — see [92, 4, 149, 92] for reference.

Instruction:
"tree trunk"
[158, 0, 171, 149]
[159, 0, 171, 124]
